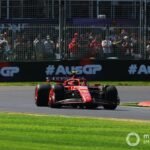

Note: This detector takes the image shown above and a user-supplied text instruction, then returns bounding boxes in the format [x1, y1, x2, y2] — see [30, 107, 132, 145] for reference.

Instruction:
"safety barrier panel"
[0, 60, 150, 81]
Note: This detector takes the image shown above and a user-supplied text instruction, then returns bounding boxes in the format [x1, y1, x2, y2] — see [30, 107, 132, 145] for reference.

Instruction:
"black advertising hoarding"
[0, 60, 150, 82]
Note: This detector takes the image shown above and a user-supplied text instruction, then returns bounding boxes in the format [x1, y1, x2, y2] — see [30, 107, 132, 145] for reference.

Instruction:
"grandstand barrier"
[0, 60, 150, 82]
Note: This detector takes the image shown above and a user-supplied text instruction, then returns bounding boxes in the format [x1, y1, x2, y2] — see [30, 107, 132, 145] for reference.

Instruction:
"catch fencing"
[0, 0, 149, 61]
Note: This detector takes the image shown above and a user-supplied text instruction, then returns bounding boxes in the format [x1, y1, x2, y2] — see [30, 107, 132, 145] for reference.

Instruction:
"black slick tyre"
[103, 85, 119, 110]
[35, 84, 51, 106]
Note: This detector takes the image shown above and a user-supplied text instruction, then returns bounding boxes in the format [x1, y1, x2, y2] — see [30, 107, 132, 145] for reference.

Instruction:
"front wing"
[54, 97, 120, 106]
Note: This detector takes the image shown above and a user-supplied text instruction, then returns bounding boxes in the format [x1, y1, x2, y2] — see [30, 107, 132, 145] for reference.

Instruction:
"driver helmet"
[73, 80, 79, 85]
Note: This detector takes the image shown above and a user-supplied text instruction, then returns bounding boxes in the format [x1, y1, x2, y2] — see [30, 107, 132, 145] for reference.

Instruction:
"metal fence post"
[59, 0, 63, 60]
[144, 0, 147, 59]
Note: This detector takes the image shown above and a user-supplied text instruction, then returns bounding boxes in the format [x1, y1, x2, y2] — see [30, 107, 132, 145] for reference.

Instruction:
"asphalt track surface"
[0, 86, 150, 120]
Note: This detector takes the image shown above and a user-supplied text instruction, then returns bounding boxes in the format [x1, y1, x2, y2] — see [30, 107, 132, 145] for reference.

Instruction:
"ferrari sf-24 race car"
[35, 74, 120, 110]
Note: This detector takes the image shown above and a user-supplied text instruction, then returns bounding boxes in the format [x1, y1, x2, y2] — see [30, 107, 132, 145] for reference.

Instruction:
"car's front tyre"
[48, 84, 64, 108]
[35, 84, 51, 106]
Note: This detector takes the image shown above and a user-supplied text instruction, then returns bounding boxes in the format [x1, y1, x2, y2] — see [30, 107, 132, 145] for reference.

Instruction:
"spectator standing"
[33, 35, 45, 60]
[14, 36, 27, 60]
[121, 36, 131, 57]
[0, 34, 5, 59]
[68, 32, 80, 58]
[89, 36, 102, 58]
[101, 37, 112, 58]
[130, 33, 141, 59]
[146, 40, 150, 59]
[112, 35, 122, 58]
[43, 35, 55, 60]
[0, 33, 11, 60]
[26, 40, 34, 60]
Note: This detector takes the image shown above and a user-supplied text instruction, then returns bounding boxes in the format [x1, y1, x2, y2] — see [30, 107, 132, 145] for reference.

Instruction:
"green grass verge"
[121, 102, 139, 107]
[121, 102, 150, 108]
[0, 81, 150, 86]
[0, 112, 149, 150]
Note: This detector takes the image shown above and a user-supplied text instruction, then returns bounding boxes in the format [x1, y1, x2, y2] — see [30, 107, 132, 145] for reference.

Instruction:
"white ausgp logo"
[46, 64, 102, 75]
[0, 67, 20, 77]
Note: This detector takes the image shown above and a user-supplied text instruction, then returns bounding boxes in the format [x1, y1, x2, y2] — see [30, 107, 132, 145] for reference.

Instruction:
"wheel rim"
[48, 89, 55, 106]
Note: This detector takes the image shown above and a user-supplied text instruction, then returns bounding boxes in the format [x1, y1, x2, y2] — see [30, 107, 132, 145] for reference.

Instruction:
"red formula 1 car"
[35, 75, 120, 110]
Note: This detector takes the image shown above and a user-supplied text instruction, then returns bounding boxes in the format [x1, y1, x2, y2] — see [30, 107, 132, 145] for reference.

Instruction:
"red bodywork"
[36, 75, 119, 110]
[63, 77, 92, 103]
[65, 85, 92, 103]
[48, 76, 94, 104]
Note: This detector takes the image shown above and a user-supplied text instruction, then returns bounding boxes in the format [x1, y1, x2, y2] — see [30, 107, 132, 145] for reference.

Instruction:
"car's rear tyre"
[48, 84, 64, 108]
[35, 84, 51, 106]
[103, 85, 119, 110]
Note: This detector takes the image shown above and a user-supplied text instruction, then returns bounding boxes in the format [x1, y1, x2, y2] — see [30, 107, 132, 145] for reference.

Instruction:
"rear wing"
[46, 76, 87, 83]
[46, 76, 69, 83]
